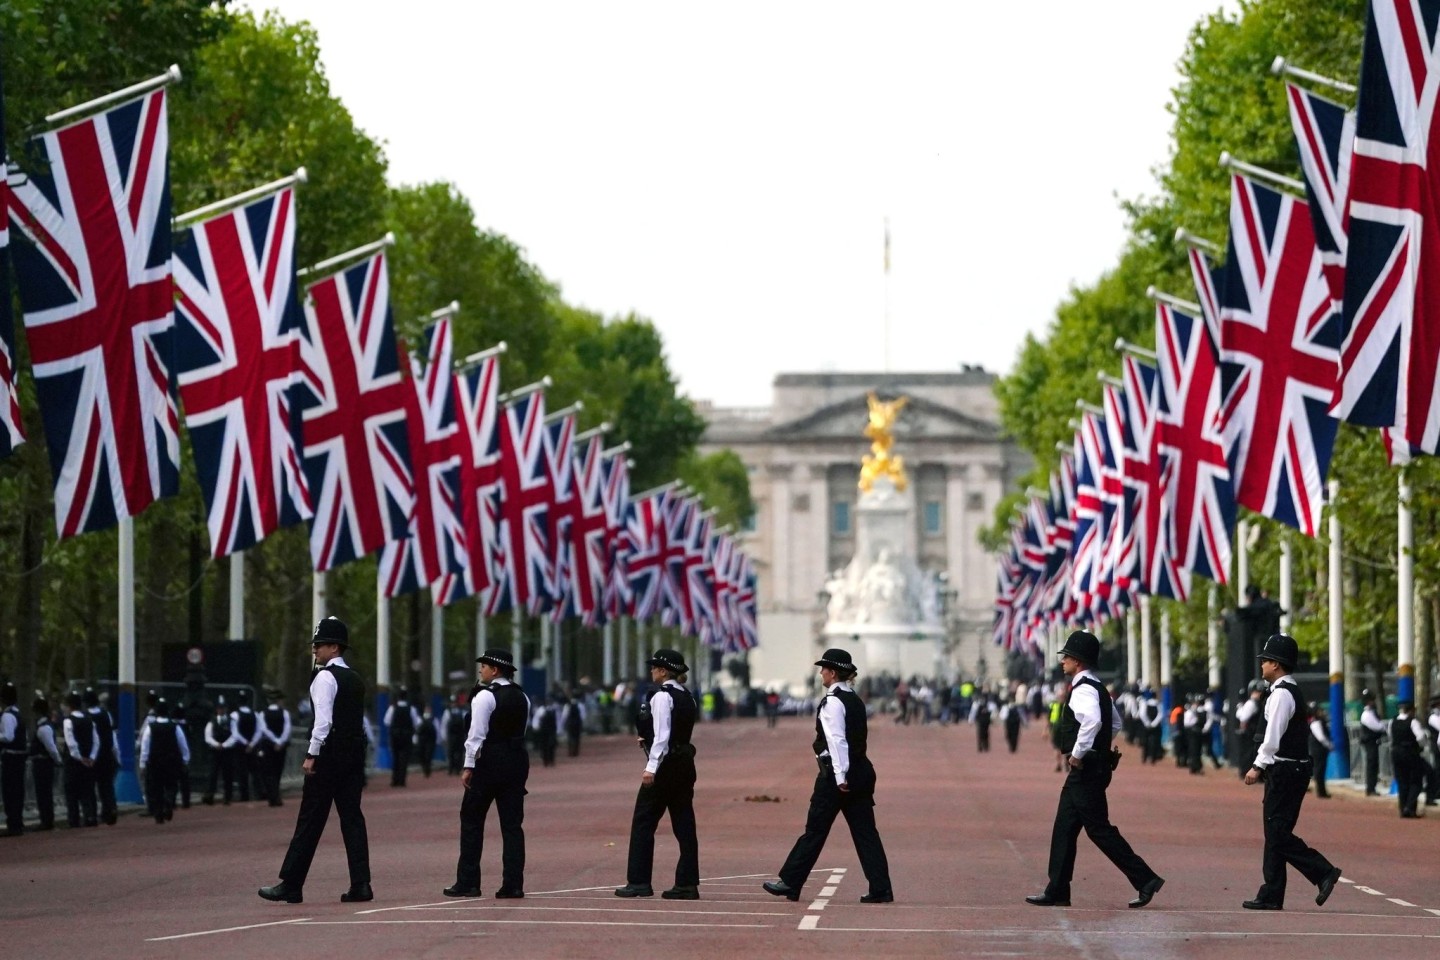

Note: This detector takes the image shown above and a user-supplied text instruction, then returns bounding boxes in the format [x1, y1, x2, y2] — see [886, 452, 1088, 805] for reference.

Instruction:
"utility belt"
[1260, 756, 1313, 780]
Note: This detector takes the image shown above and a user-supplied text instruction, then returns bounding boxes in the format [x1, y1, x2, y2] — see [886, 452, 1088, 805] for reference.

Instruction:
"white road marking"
[1355, 886, 1385, 895]
[1389, 899, 1417, 907]
[808, 898, 828, 910]
[353, 873, 777, 915]
[798, 915, 819, 930]
[804, 927, 1440, 939]
[297, 919, 769, 929]
[146, 918, 312, 942]
[819, 886, 838, 897]
[1428, 909, 1440, 917]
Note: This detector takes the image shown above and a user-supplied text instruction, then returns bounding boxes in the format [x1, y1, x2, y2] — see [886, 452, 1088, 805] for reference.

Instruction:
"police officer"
[1308, 702, 1333, 799]
[764, 647, 893, 905]
[203, 698, 239, 805]
[1140, 689, 1163, 764]
[561, 694, 585, 758]
[1358, 689, 1386, 796]
[1026, 631, 1164, 909]
[444, 648, 530, 899]
[61, 692, 99, 828]
[445, 695, 469, 776]
[416, 705, 439, 778]
[232, 688, 263, 802]
[1235, 681, 1266, 779]
[1390, 700, 1426, 818]
[384, 690, 419, 787]
[532, 698, 559, 767]
[1002, 695, 1026, 753]
[28, 696, 61, 831]
[140, 698, 190, 823]
[0, 683, 27, 836]
[260, 617, 372, 905]
[260, 690, 293, 806]
[83, 688, 120, 825]
[615, 649, 700, 901]
[1241, 634, 1342, 910]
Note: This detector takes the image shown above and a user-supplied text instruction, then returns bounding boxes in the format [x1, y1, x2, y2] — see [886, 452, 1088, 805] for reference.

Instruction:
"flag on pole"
[625, 490, 671, 621]
[734, 552, 759, 651]
[541, 410, 578, 615]
[601, 452, 632, 620]
[562, 434, 610, 626]
[438, 351, 503, 606]
[1215, 176, 1340, 537]
[8, 86, 179, 537]
[486, 391, 554, 615]
[173, 187, 312, 556]
[296, 250, 414, 571]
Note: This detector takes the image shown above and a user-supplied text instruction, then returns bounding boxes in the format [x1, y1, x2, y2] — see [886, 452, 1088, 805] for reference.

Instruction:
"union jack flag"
[541, 410, 577, 615]
[601, 452, 632, 620]
[734, 552, 759, 650]
[1069, 411, 1110, 616]
[486, 391, 554, 615]
[8, 87, 179, 537]
[1215, 176, 1340, 537]
[659, 495, 696, 634]
[0, 65, 25, 459]
[683, 507, 717, 642]
[1154, 301, 1232, 589]
[561, 434, 610, 626]
[709, 530, 737, 645]
[1101, 358, 1156, 604]
[1336, 0, 1440, 451]
[624, 490, 671, 621]
[296, 251, 413, 571]
[379, 319, 459, 597]
[437, 353, 503, 605]
[173, 188, 311, 556]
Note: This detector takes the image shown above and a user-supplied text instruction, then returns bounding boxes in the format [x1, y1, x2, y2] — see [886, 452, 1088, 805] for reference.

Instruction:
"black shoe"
[1242, 899, 1282, 910]
[443, 884, 480, 898]
[1025, 893, 1070, 906]
[258, 883, 303, 904]
[763, 881, 800, 902]
[614, 884, 654, 898]
[1129, 876, 1164, 909]
[662, 886, 699, 900]
[341, 883, 373, 903]
[494, 888, 525, 899]
[860, 891, 894, 903]
[1315, 867, 1342, 907]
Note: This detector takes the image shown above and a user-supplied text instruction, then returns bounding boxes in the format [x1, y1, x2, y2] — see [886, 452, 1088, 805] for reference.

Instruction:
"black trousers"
[976, 721, 991, 752]
[1393, 749, 1424, 817]
[566, 734, 581, 758]
[145, 761, 180, 821]
[64, 760, 97, 827]
[417, 736, 436, 777]
[539, 735, 556, 767]
[1044, 766, 1158, 899]
[1005, 720, 1022, 753]
[390, 738, 412, 786]
[626, 755, 698, 887]
[278, 746, 370, 888]
[1, 753, 26, 834]
[32, 758, 56, 828]
[206, 748, 235, 802]
[778, 772, 892, 896]
[1362, 740, 1381, 794]
[1186, 729, 1205, 773]
[1309, 745, 1330, 797]
[1144, 727, 1162, 763]
[446, 737, 465, 775]
[1255, 760, 1334, 906]
[264, 744, 287, 805]
[93, 752, 117, 823]
[455, 750, 528, 890]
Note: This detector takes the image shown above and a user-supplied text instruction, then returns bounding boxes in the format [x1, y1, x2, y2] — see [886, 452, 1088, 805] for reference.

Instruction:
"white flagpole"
[312, 571, 327, 626]
[1398, 471, 1415, 703]
[1219, 151, 1307, 195]
[298, 232, 395, 282]
[1207, 586, 1221, 689]
[511, 613, 523, 680]
[619, 617, 630, 682]
[115, 517, 140, 804]
[1126, 606, 1139, 685]
[173, 168, 307, 230]
[603, 621, 615, 687]
[637, 619, 648, 676]
[228, 550, 245, 641]
[1140, 595, 1153, 690]
[43, 65, 182, 130]
[1279, 536, 1293, 633]
[1145, 285, 1203, 316]
[1327, 481, 1347, 777]
[1237, 519, 1251, 600]
[376, 579, 392, 771]
[431, 601, 444, 692]
[476, 599, 488, 661]
[1270, 56, 1357, 95]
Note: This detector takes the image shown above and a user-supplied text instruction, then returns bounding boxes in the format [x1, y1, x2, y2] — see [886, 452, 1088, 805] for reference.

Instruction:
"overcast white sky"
[249, 1, 1234, 407]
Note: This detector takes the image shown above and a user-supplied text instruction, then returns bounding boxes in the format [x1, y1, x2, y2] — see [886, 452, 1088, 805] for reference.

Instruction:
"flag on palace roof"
[8, 85, 179, 538]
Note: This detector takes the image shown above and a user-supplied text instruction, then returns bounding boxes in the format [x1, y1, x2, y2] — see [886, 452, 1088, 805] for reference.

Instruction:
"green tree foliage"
[677, 450, 755, 531]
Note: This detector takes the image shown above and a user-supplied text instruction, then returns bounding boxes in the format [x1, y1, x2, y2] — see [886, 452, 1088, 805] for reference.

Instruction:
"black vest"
[638, 685, 696, 752]
[446, 706, 469, 738]
[1057, 676, 1112, 756]
[31, 718, 55, 761]
[564, 702, 583, 736]
[89, 707, 114, 758]
[149, 718, 182, 766]
[1267, 682, 1309, 761]
[67, 713, 95, 760]
[484, 683, 529, 741]
[389, 700, 415, 739]
[263, 705, 288, 737]
[1391, 716, 1421, 758]
[813, 687, 869, 758]
[322, 662, 365, 743]
[235, 708, 258, 741]
[2, 705, 27, 753]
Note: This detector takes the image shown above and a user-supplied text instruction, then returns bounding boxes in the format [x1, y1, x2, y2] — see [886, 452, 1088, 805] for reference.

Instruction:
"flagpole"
[1126, 606, 1139, 685]
[114, 517, 141, 804]
[173, 168, 308, 230]
[42, 64, 182, 130]
[544, 401, 583, 424]
[1398, 470, 1415, 704]
[458, 341, 507, 372]
[1140, 594, 1153, 690]
[511, 613, 523, 686]
[1270, 56, 1357, 95]
[636, 619, 648, 676]
[498, 376, 552, 404]
[312, 571, 327, 629]
[1114, 338, 1158, 362]
[376, 579, 392, 772]
[229, 551, 245, 641]
[619, 617, 631, 684]
[431, 600, 445, 701]
[1218, 151, 1306, 196]
[1159, 607, 1173, 746]
[1326, 481, 1349, 778]
[576, 422, 612, 443]
[603, 620, 615, 687]
[1174, 227, 1224, 257]
[1236, 520, 1250, 601]
[1279, 535, 1293, 633]
[1207, 586, 1221, 689]
[297, 232, 396, 282]
[1145, 286, 1203, 316]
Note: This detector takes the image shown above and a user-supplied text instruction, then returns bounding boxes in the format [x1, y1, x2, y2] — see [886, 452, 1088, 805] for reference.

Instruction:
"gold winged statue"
[859, 391, 909, 492]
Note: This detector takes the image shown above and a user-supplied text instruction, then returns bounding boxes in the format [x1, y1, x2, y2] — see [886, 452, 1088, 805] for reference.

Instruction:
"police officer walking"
[1390, 700, 1427, 818]
[764, 648, 893, 905]
[1235, 682, 1266, 779]
[30, 696, 62, 831]
[260, 617, 372, 905]
[615, 649, 700, 901]
[62, 692, 99, 828]
[1, 683, 27, 836]
[232, 689, 264, 802]
[1026, 631, 1164, 910]
[1241, 634, 1342, 910]
[445, 648, 530, 899]
[444, 696, 469, 776]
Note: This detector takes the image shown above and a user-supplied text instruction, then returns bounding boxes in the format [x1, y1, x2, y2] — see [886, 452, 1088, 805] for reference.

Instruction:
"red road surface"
[3, 715, 1437, 959]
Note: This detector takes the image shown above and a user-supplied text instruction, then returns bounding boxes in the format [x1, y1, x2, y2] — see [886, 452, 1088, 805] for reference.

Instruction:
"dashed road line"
[800, 869, 846, 927]
[146, 918, 313, 942]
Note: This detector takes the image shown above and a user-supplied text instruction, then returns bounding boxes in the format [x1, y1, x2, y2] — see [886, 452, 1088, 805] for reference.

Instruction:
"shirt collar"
[826, 681, 852, 694]
[1072, 669, 1098, 684]
[328, 656, 349, 669]
[663, 679, 684, 690]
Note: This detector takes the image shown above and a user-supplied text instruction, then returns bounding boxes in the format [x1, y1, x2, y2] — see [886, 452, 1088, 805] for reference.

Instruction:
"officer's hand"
[838, 782, 850, 793]
[1244, 767, 1260, 785]
[302, 757, 316, 776]
[1067, 755, 1084, 770]
[461, 768, 473, 790]
[641, 771, 654, 786]
[82, 759, 94, 768]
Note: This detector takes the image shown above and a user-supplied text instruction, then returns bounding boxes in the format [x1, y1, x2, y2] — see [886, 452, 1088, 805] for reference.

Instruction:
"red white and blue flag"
[0, 63, 25, 459]
[379, 318, 460, 598]
[8, 87, 179, 537]
[1068, 411, 1110, 617]
[438, 352, 503, 606]
[601, 452, 632, 620]
[541, 409, 578, 615]
[1215, 176, 1340, 537]
[486, 391, 555, 615]
[734, 552, 759, 651]
[561, 434, 610, 626]
[684, 507, 717, 642]
[624, 490, 672, 621]
[173, 187, 312, 556]
[296, 251, 413, 571]
[1103, 357, 1157, 604]
[660, 495, 697, 634]
[1335, 0, 1440, 451]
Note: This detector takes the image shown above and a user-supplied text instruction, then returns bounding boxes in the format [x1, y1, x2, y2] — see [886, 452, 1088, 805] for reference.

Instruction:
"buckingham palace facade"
[697, 370, 1030, 691]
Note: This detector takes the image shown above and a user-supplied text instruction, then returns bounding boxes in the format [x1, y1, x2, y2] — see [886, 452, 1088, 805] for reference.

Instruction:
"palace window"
[832, 501, 852, 536]
[923, 500, 943, 536]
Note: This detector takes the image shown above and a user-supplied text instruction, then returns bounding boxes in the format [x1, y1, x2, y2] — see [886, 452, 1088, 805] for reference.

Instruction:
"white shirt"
[1142, 700, 1161, 728]
[1308, 718, 1332, 751]
[63, 712, 99, 761]
[1254, 677, 1300, 769]
[1360, 706, 1387, 734]
[307, 656, 350, 756]
[817, 681, 854, 785]
[383, 703, 422, 738]
[1429, 711, 1440, 736]
[232, 707, 265, 749]
[1068, 670, 1121, 761]
[88, 706, 120, 757]
[205, 716, 241, 750]
[139, 720, 191, 765]
[1236, 698, 1261, 726]
[36, 722, 62, 763]
[645, 681, 687, 775]
[0, 707, 20, 748]
[1395, 714, 1426, 742]
[464, 679, 529, 768]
